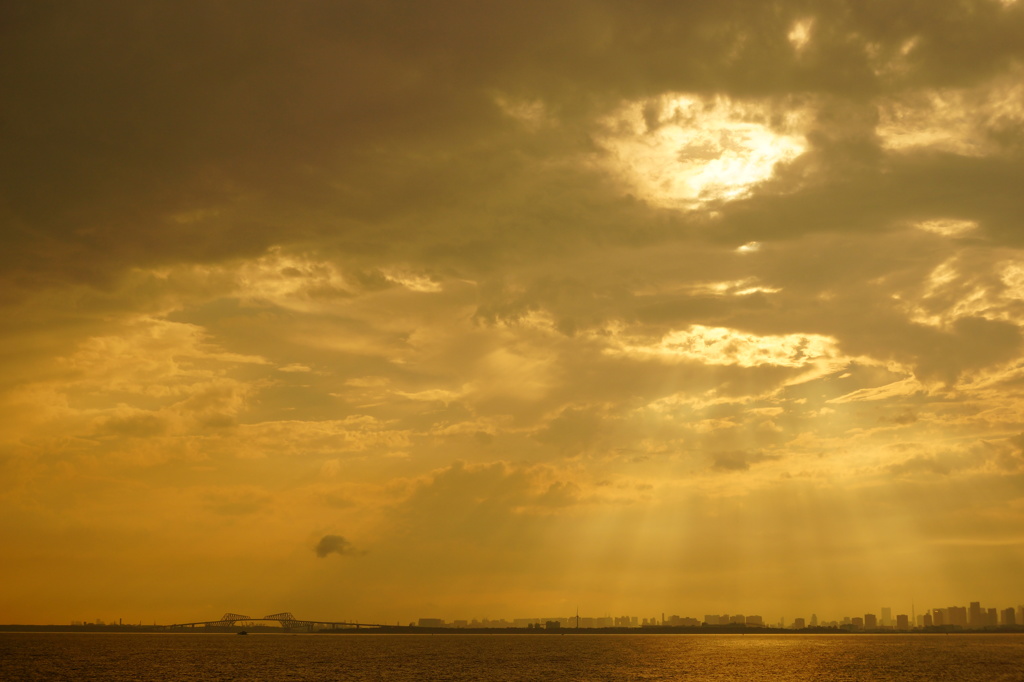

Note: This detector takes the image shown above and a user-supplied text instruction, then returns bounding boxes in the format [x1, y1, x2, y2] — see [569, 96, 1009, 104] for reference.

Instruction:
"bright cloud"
[594, 94, 809, 208]
[914, 219, 978, 236]
[607, 325, 840, 369]
[787, 19, 813, 52]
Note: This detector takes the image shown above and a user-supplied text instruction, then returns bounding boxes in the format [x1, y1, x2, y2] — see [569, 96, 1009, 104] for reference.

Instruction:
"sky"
[3, 0, 1024, 627]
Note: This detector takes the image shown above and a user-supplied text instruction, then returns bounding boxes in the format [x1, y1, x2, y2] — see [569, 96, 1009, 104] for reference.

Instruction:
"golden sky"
[3, 0, 1024, 626]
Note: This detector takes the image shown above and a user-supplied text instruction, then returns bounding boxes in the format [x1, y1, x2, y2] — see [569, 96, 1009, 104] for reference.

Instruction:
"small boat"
[237, 631, 248, 635]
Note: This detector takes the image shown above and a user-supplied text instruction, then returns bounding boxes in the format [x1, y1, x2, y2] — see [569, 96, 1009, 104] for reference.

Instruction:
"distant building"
[864, 613, 877, 629]
[851, 617, 864, 630]
[545, 621, 561, 630]
[896, 614, 910, 631]
[881, 607, 892, 628]
[969, 602, 983, 629]
[1001, 608, 1016, 627]
[417, 618, 445, 628]
[792, 618, 806, 629]
[746, 615, 763, 626]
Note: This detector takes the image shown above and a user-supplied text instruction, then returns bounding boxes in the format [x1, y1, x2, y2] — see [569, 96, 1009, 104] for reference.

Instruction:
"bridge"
[168, 612, 393, 631]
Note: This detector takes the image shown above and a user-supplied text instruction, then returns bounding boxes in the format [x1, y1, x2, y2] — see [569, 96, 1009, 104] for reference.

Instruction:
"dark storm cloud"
[5, 0, 1024, 292]
[315, 534, 357, 558]
[0, 0, 498, 285]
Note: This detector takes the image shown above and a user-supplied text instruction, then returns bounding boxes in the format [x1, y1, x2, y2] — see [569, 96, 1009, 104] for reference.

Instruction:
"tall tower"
[969, 602, 982, 629]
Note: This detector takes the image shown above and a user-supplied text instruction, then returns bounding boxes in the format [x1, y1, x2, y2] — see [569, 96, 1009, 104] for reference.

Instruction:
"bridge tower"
[264, 612, 306, 630]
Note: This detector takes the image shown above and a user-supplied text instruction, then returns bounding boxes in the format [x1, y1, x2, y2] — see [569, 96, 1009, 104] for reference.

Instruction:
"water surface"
[2, 632, 1023, 681]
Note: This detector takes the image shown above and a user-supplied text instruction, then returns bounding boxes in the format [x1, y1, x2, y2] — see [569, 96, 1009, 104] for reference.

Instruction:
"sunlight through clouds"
[1002, 262, 1024, 300]
[382, 269, 443, 292]
[787, 19, 813, 52]
[237, 250, 352, 311]
[914, 219, 978, 236]
[895, 251, 1024, 330]
[606, 325, 840, 369]
[3, 0, 1024, 628]
[595, 94, 809, 209]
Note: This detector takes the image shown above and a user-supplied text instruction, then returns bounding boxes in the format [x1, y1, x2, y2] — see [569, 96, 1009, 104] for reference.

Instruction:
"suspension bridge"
[168, 612, 393, 631]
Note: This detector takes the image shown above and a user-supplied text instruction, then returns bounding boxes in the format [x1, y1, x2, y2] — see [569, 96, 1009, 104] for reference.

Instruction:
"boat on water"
[237, 631, 248, 635]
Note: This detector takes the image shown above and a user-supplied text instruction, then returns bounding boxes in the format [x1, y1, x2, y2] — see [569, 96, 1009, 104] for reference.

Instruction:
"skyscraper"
[969, 602, 982, 629]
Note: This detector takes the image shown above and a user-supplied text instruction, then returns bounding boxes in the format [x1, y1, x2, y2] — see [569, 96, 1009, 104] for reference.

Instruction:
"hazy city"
[407, 600, 1024, 632]
[38, 599, 1022, 634]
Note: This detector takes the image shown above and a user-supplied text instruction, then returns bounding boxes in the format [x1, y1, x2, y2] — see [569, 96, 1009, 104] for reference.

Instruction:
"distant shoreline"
[4, 624, 1024, 635]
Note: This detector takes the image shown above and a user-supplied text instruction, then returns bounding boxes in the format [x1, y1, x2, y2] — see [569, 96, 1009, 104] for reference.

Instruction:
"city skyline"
[414, 599, 1024, 630]
[414, 598, 1024, 631]
[3, 1, 1024, 626]
[54, 597, 1024, 634]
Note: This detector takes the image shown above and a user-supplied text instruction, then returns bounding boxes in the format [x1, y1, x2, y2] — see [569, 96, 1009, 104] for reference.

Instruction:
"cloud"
[711, 450, 778, 472]
[593, 93, 810, 209]
[1012, 433, 1024, 453]
[315, 535, 357, 559]
[3, 0, 1024, 626]
[887, 455, 955, 477]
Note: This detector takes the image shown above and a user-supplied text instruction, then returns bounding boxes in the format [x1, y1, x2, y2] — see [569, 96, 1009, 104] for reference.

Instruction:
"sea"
[2, 632, 1023, 681]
